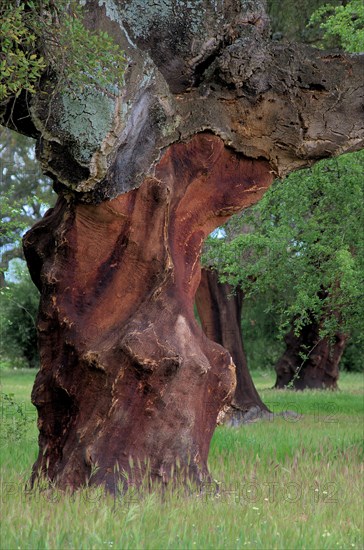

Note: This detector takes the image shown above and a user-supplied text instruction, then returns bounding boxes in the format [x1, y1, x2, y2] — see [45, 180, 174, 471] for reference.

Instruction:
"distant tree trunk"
[1, 1, 363, 492]
[274, 320, 347, 389]
[195, 268, 269, 423]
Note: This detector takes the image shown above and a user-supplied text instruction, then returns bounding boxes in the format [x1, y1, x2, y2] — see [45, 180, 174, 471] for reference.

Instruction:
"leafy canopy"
[0, 261, 40, 368]
[0, 128, 55, 280]
[0, 128, 53, 367]
[0, 0, 126, 102]
[309, 0, 364, 52]
[203, 151, 364, 342]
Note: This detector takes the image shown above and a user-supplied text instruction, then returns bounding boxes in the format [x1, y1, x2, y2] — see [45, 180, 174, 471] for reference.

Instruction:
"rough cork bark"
[1, 0, 363, 491]
[195, 268, 269, 423]
[274, 321, 347, 390]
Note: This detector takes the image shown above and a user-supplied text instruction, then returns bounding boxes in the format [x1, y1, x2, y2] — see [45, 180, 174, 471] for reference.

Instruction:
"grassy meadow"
[1, 368, 363, 550]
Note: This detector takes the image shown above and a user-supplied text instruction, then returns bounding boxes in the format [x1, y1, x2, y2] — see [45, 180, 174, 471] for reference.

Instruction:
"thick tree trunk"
[24, 135, 273, 491]
[274, 321, 347, 390]
[2, 1, 363, 492]
[195, 268, 269, 423]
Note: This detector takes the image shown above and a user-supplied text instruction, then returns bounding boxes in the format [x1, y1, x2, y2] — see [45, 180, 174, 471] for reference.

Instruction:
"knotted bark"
[24, 134, 273, 491]
[195, 268, 269, 423]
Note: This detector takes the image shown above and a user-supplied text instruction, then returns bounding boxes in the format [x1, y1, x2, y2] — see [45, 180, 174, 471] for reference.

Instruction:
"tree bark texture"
[1, 0, 363, 491]
[274, 321, 347, 390]
[24, 135, 273, 491]
[195, 268, 269, 422]
[2, 1, 363, 198]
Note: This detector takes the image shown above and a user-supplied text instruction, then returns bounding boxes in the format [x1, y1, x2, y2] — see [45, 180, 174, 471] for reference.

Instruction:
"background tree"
[202, 0, 364, 388]
[0, 128, 54, 283]
[0, 128, 52, 366]
[195, 267, 270, 423]
[205, 150, 364, 387]
[309, 0, 364, 52]
[0, 263, 40, 368]
[1, 0, 363, 492]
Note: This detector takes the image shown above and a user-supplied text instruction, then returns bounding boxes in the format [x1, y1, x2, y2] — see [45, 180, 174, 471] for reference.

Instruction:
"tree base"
[274, 323, 347, 390]
[222, 405, 301, 426]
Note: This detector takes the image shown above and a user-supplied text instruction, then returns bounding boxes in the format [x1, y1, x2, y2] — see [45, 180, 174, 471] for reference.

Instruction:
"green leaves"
[0, 1, 126, 102]
[0, 3, 46, 100]
[0, 264, 40, 369]
[203, 151, 364, 342]
[44, 1, 126, 94]
[309, 0, 364, 53]
[0, 127, 55, 280]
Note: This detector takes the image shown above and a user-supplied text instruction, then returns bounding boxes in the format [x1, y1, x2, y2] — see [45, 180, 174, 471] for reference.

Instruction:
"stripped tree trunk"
[274, 320, 347, 390]
[195, 268, 269, 424]
[1, 0, 363, 491]
[24, 136, 273, 490]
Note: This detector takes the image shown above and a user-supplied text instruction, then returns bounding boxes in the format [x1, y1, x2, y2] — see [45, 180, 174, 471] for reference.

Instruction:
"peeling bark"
[195, 268, 269, 423]
[274, 321, 347, 390]
[24, 135, 273, 491]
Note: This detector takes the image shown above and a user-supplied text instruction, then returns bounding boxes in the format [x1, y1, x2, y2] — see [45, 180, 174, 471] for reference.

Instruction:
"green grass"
[1, 368, 363, 550]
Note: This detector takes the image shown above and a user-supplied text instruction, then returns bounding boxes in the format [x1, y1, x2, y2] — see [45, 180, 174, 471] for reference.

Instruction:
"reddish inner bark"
[274, 322, 347, 390]
[25, 134, 273, 492]
[196, 268, 269, 414]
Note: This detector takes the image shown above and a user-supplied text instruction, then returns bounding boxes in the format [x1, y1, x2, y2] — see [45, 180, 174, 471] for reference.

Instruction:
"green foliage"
[0, 127, 55, 280]
[0, 3, 46, 100]
[267, 0, 343, 45]
[0, 128, 54, 370]
[0, 390, 34, 442]
[309, 0, 364, 52]
[0, 1, 126, 102]
[0, 262, 40, 368]
[241, 294, 285, 371]
[0, 185, 28, 252]
[203, 152, 364, 353]
[340, 335, 364, 372]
